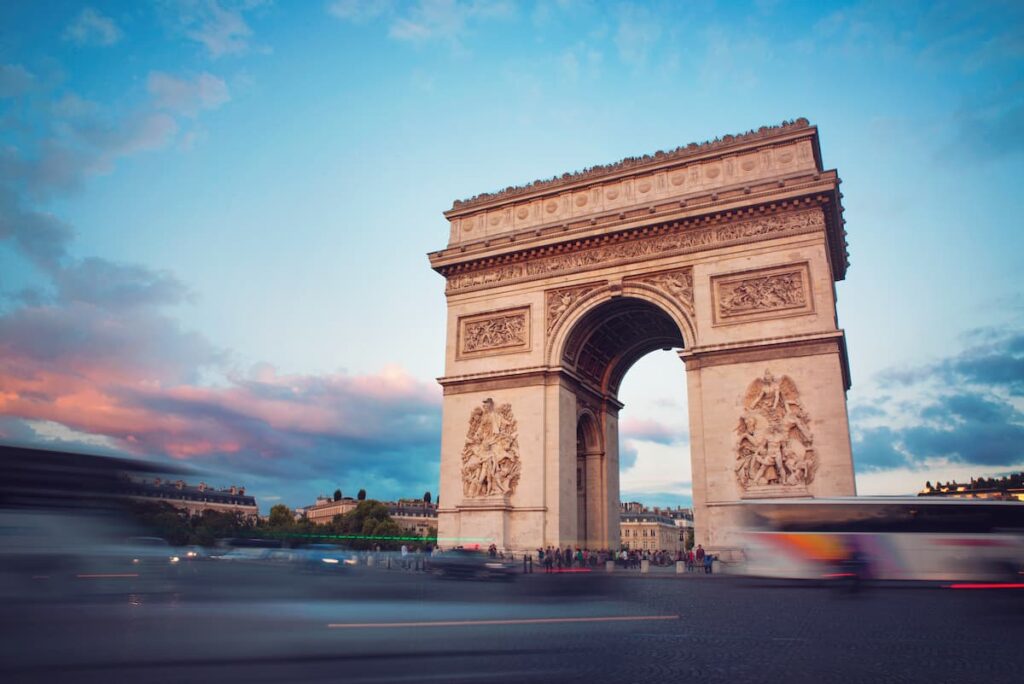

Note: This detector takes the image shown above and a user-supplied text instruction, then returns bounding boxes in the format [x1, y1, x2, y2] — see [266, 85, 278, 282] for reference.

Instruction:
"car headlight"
[485, 562, 503, 569]
[170, 556, 180, 563]
[321, 558, 339, 564]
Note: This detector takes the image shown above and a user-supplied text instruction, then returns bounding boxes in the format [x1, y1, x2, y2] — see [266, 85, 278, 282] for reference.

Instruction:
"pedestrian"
[704, 552, 714, 574]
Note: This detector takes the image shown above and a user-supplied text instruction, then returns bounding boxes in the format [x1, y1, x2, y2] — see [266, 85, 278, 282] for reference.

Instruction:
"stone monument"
[427, 119, 856, 553]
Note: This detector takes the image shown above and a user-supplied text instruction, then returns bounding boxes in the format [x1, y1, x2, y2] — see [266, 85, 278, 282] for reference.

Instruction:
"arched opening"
[561, 296, 689, 549]
[562, 297, 687, 399]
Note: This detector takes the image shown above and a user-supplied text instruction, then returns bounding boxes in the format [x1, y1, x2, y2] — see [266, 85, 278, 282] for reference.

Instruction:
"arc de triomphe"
[428, 119, 856, 553]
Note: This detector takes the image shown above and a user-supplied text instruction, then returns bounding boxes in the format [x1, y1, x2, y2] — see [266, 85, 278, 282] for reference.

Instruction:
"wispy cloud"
[0, 64, 36, 98]
[852, 330, 1024, 487]
[63, 7, 123, 47]
[169, 0, 264, 58]
[614, 3, 661, 67]
[327, 0, 393, 23]
[329, 0, 514, 50]
[148, 72, 231, 117]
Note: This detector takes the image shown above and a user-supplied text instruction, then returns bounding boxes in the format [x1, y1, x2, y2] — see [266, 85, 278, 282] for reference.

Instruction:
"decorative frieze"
[461, 398, 522, 498]
[626, 267, 694, 312]
[457, 307, 530, 357]
[712, 263, 812, 324]
[446, 208, 824, 293]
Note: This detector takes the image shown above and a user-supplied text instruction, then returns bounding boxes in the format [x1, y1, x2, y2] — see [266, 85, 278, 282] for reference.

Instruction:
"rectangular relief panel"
[711, 262, 813, 325]
[457, 306, 532, 358]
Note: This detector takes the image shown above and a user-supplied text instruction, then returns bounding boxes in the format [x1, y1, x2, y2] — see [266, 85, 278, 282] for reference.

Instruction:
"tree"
[333, 489, 342, 501]
[267, 503, 294, 529]
[423, 491, 432, 503]
[357, 488, 366, 501]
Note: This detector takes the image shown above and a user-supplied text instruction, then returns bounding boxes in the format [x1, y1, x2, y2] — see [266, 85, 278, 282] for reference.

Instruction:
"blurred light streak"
[944, 583, 1024, 590]
[327, 615, 680, 629]
[76, 573, 140, 579]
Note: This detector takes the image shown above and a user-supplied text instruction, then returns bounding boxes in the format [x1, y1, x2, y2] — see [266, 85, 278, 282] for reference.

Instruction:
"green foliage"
[126, 501, 255, 547]
[267, 503, 294, 529]
[357, 488, 366, 501]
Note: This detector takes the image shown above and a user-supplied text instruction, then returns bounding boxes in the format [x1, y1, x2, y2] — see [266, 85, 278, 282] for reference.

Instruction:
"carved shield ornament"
[734, 370, 817, 489]
[461, 398, 522, 498]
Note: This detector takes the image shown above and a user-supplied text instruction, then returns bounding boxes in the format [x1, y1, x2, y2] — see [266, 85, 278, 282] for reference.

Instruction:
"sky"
[0, 0, 1022, 512]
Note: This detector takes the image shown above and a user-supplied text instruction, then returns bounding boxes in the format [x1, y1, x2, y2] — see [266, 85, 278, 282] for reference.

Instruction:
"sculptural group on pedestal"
[735, 370, 817, 489]
[461, 398, 522, 498]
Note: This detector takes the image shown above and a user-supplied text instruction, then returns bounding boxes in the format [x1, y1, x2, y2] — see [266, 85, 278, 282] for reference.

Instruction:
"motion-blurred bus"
[738, 497, 1024, 584]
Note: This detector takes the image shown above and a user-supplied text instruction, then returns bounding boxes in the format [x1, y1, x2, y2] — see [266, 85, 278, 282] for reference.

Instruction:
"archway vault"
[560, 295, 687, 399]
[430, 119, 856, 554]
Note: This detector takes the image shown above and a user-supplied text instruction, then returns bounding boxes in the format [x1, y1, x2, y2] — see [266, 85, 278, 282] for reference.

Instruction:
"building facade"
[300, 495, 438, 536]
[302, 496, 359, 524]
[387, 500, 439, 536]
[129, 478, 259, 519]
[619, 510, 681, 554]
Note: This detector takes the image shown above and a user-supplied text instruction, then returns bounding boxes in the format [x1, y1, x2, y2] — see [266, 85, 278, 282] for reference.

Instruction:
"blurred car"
[124, 536, 180, 567]
[293, 543, 357, 572]
[180, 545, 208, 561]
[431, 549, 515, 581]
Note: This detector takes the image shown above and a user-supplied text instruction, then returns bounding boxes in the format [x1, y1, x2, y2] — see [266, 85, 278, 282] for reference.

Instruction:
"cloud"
[330, 0, 513, 48]
[853, 329, 1024, 481]
[620, 417, 687, 446]
[327, 0, 393, 22]
[63, 7, 123, 47]
[884, 330, 1024, 396]
[54, 257, 191, 309]
[614, 4, 661, 67]
[0, 64, 36, 98]
[171, 0, 260, 58]
[0, 188, 74, 269]
[0, 250, 441, 500]
[148, 72, 231, 117]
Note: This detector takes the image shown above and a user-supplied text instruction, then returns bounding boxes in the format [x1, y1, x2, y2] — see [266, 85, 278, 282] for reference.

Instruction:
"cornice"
[434, 192, 845, 292]
[429, 168, 840, 268]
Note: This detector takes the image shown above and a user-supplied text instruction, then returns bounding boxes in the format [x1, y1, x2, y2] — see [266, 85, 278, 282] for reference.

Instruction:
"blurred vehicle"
[124, 536, 179, 566]
[738, 497, 1024, 584]
[295, 543, 357, 571]
[431, 548, 515, 581]
[180, 545, 208, 561]
[210, 537, 283, 561]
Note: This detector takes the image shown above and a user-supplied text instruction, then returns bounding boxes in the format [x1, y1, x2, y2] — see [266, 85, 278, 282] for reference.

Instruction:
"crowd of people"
[533, 544, 716, 573]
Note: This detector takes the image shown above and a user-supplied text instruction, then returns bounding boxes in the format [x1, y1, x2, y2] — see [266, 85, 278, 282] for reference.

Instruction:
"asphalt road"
[2, 563, 1022, 683]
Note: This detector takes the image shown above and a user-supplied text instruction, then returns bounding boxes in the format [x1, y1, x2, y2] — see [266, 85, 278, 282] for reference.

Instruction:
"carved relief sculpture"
[713, 263, 813, 324]
[629, 268, 694, 312]
[719, 271, 805, 317]
[461, 398, 522, 498]
[734, 371, 816, 489]
[459, 308, 529, 356]
[447, 208, 824, 293]
[546, 283, 601, 333]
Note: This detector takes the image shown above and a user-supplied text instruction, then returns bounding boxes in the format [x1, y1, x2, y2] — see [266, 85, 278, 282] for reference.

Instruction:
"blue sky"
[0, 0, 1021, 511]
